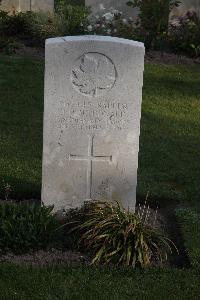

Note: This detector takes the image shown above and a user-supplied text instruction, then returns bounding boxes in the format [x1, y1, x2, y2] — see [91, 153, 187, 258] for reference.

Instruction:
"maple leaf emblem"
[72, 53, 116, 96]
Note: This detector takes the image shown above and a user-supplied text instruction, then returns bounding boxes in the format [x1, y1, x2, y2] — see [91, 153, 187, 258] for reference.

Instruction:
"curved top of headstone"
[46, 35, 144, 50]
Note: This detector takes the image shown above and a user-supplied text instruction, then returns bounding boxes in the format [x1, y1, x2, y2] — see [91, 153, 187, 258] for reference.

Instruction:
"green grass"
[0, 265, 200, 300]
[0, 55, 43, 199]
[0, 54, 200, 298]
[139, 64, 200, 207]
[176, 208, 200, 269]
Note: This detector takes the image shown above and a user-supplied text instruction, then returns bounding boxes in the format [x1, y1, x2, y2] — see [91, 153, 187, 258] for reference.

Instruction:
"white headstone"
[0, 0, 54, 12]
[0, 0, 19, 11]
[31, 0, 54, 12]
[42, 35, 144, 212]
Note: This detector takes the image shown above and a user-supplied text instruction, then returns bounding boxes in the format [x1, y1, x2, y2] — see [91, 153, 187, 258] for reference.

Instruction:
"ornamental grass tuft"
[71, 201, 178, 268]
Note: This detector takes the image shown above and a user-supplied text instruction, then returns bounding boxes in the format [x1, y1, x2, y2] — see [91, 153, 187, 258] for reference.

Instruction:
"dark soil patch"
[145, 50, 200, 65]
[137, 200, 191, 268]
[14, 44, 200, 66]
[15, 44, 44, 59]
[0, 249, 90, 266]
[160, 205, 191, 269]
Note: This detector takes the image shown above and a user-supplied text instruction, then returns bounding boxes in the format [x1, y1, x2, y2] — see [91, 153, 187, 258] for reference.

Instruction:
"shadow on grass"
[137, 107, 200, 207]
[144, 64, 200, 99]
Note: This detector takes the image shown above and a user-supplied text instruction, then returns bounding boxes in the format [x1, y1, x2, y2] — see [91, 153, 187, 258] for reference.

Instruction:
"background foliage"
[127, 0, 181, 49]
[0, 2, 89, 49]
[0, 0, 199, 57]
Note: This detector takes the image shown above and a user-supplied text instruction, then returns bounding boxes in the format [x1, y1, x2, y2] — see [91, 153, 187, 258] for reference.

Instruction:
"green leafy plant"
[1, 180, 12, 200]
[0, 36, 20, 54]
[55, 1, 90, 35]
[169, 11, 200, 57]
[71, 201, 178, 268]
[0, 203, 60, 253]
[0, 4, 89, 47]
[190, 44, 200, 58]
[55, 0, 85, 10]
[127, 0, 181, 49]
[0, 10, 10, 35]
[29, 12, 60, 46]
[0, 10, 34, 37]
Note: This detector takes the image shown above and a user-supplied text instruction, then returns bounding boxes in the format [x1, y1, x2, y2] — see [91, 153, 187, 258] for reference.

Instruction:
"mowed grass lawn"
[0, 54, 200, 299]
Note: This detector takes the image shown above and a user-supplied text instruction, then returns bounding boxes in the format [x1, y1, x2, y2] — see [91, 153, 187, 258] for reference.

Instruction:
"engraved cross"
[69, 135, 112, 200]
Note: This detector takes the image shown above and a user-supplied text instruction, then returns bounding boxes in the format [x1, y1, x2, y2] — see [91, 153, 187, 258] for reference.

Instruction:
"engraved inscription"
[58, 100, 130, 132]
[71, 53, 116, 96]
[69, 135, 112, 200]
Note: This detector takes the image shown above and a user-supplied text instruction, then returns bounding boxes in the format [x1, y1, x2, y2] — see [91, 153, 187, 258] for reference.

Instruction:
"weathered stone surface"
[0, 0, 19, 11]
[0, 0, 54, 12]
[31, 0, 54, 12]
[42, 35, 144, 212]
